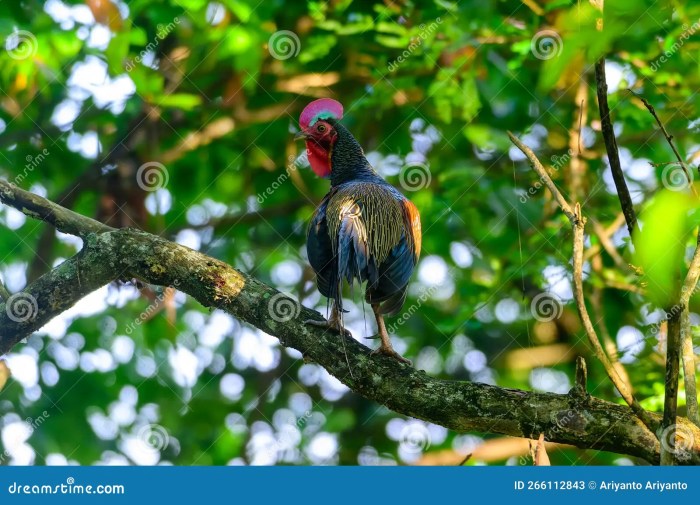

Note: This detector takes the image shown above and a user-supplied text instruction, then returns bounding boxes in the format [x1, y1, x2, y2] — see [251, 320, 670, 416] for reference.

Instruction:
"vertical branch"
[594, 60, 638, 236]
[568, 82, 588, 203]
[661, 308, 682, 465]
[591, 282, 633, 392]
[680, 243, 700, 427]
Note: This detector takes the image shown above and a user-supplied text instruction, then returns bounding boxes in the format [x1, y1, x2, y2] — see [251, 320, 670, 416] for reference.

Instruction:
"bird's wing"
[400, 198, 422, 263]
[365, 197, 422, 315]
[306, 190, 337, 300]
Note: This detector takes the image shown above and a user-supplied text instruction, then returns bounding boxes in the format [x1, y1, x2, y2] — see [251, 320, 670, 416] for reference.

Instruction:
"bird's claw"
[304, 318, 352, 338]
[371, 346, 412, 365]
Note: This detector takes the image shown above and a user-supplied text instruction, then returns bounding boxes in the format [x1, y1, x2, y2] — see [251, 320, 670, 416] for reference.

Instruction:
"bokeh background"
[0, 0, 699, 465]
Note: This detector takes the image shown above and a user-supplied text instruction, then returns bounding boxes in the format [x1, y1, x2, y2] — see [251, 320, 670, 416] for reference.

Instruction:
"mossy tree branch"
[1, 179, 699, 465]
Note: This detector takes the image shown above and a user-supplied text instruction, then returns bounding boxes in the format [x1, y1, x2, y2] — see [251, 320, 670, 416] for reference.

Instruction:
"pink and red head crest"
[299, 98, 344, 128]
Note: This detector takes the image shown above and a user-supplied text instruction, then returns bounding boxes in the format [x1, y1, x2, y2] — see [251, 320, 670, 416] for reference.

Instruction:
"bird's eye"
[317, 124, 326, 133]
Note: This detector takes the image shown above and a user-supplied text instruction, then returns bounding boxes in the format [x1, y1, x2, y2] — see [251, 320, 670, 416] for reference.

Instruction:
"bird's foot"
[371, 345, 412, 365]
[304, 318, 352, 338]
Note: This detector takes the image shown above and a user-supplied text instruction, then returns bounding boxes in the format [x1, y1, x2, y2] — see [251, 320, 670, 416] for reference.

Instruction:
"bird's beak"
[294, 130, 308, 141]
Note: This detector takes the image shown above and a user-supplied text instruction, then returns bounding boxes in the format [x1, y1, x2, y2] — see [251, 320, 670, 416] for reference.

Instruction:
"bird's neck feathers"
[327, 121, 378, 186]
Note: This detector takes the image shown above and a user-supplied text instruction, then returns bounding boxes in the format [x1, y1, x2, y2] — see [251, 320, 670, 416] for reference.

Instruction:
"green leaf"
[154, 93, 202, 110]
[634, 190, 696, 307]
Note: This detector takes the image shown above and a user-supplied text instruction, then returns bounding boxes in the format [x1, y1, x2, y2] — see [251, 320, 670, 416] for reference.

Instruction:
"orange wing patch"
[401, 199, 422, 261]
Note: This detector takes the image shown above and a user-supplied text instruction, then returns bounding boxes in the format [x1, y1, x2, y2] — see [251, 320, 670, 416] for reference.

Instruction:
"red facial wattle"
[306, 140, 332, 178]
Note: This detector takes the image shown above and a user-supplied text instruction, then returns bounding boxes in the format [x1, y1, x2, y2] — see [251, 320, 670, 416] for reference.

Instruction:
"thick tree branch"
[1, 179, 700, 464]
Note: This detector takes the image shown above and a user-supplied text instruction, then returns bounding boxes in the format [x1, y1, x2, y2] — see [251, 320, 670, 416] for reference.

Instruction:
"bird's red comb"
[299, 98, 344, 128]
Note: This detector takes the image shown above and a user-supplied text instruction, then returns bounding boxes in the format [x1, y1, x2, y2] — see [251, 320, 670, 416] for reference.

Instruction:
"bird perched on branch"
[295, 98, 422, 363]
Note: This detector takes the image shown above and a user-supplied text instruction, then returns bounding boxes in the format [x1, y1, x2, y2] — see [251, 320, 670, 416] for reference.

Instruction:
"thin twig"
[594, 60, 638, 236]
[509, 133, 657, 433]
[633, 92, 698, 197]
[0, 179, 112, 237]
[591, 281, 633, 392]
[507, 132, 576, 222]
[568, 81, 588, 202]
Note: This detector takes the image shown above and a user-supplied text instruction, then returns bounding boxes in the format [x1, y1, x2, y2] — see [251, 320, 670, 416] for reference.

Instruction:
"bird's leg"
[370, 304, 411, 364]
[304, 303, 351, 337]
